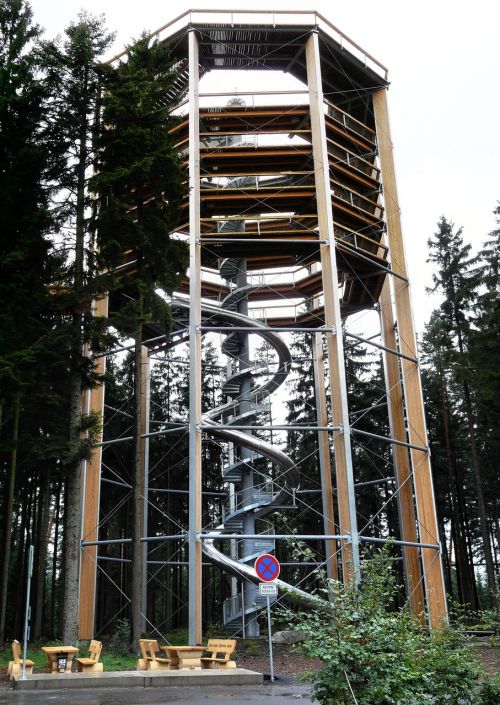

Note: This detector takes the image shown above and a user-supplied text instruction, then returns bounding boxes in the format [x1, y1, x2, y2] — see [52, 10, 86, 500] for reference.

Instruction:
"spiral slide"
[171, 285, 325, 616]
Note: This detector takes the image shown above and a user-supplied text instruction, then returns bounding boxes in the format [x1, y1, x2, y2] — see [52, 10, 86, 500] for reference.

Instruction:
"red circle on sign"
[254, 553, 280, 582]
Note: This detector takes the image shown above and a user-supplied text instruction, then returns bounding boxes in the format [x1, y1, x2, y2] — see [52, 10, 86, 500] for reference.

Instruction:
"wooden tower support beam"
[372, 88, 447, 627]
[306, 31, 360, 585]
[78, 295, 108, 640]
[379, 279, 425, 617]
[140, 346, 150, 632]
[313, 332, 339, 583]
[188, 28, 203, 646]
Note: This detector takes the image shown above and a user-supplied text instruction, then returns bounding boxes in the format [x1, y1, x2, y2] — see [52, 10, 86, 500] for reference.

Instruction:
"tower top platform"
[109, 9, 388, 103]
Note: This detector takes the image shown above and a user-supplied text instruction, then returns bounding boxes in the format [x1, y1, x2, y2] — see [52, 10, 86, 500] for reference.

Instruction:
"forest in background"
[0, 0, 498, 649]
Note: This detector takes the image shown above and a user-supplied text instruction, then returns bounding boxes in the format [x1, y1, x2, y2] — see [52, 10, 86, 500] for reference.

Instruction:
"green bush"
[281, 546, 497, 705]
[109, 618, 130, 655]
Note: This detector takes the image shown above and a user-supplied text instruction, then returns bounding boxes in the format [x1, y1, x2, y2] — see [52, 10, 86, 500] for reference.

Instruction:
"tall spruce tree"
[91, 34, 188, 650]
[0, 0, 63, 642]
[469, 207, 500, 593]
[43, 12, 114, 642]
[427, 217, 497, 606]
[421, 312, 479, 608]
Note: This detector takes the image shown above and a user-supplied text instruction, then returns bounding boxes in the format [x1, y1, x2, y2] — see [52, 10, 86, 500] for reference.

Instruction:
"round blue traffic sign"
[254, 553, 280, 582]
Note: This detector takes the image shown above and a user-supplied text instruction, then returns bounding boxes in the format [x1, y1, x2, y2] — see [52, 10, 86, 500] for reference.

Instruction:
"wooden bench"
[200, 639, 237, 669]
[137, 639, 171, 671]
[76, 640, 103, 672]
[7, 640, 34, 680]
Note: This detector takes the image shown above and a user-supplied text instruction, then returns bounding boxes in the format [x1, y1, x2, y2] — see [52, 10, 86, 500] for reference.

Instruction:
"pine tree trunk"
[62, 101, 89, 643]
[0, 394, 21, 643]
[62, 379, 84, 643]
[452, 310, 498, 608]
[51, 482, 61, 638]
[462, 380, 498, 608]
[13, 484, 29, 637]
[437, 366, 478, 608]
[33, 470, 51, 639]
[439, 518, 452, 596]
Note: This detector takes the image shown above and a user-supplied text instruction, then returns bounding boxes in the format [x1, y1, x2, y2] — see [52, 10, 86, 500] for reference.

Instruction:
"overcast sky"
[29, 0, 500, 331]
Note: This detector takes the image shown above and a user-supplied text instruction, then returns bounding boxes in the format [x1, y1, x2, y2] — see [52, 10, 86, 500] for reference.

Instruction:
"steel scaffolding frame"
[77, 9, 447, 643]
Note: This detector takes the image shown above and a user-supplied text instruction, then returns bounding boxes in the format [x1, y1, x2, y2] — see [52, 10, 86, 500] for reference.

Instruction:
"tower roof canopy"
[110, 9, 388, 103]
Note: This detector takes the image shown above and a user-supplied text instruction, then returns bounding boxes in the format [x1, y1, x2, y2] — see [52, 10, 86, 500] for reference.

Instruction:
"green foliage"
[474, 607, 500, 635]
[91, 33, 188, 332]
[62, 409, 102, 465]
[422, 214, 499, 609]
[243, 639, 262, 656]
[109, 618, 131, 655]
[281, 546, 496, 705]
[100, 651, 137, 671]
[0, 0, 60, 400]
[477, 677, 500, 705]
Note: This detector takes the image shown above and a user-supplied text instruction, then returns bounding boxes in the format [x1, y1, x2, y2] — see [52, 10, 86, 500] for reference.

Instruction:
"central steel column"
[188, 28, 202, 645]
[237, 259, 259, 636]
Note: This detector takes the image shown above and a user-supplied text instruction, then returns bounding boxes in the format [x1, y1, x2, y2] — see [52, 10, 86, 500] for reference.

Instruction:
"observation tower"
[78, 9, 447, 644]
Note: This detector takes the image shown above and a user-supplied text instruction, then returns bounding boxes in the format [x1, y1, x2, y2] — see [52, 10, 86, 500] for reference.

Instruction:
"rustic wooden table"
[41, 646, 79, 673]
[160, 645, 206, 670]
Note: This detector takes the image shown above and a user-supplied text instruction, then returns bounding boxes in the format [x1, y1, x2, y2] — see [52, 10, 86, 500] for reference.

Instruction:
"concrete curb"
[14, 668, 263, 690]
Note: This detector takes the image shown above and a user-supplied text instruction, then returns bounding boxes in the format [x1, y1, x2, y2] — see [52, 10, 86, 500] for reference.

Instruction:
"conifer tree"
[469, 208, 500, 593]
[421, 312, 479, 607]
[0, 0, 63, 642]
[427, 217, 497, 606]
[91, 34, 188, 650]
[42, 12, 114, 643]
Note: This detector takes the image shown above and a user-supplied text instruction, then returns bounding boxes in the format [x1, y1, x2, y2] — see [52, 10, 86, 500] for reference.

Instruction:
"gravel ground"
[235, 642, 323, 677]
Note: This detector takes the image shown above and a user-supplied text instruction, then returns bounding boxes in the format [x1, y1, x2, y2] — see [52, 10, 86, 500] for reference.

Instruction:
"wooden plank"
[372, 87, 447, 628]
[140, 346, 150, 631]
[379, 278, 425, 617]
[78, 295, 108, 640]
[313, 332, 339, 583]
[306, 32, 359, 585]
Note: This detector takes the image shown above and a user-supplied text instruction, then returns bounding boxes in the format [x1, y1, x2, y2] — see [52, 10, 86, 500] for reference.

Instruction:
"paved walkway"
[0, 681, 313, 704]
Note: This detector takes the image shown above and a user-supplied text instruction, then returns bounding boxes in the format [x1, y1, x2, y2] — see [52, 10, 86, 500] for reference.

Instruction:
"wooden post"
[140, 346, 150, 632]
[306, 32, 360, 585]
[78, 295, 108, 640]
[372, 88, 447, 627]
[312, 333, 339, 583]
[379, 279, 425, 617]
[188, 28, 203, 645]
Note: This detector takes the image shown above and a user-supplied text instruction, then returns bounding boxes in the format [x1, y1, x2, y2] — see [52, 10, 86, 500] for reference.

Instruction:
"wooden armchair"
[201, 639, 237, 669]
[7, 640, 34, 680]
[76, 640, 103, 673]
[137, 639, 170, 671]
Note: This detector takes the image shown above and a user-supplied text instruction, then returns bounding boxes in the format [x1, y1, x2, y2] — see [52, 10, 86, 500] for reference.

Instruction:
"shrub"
[109, 618, 130, 655]
[280, 546, 497, 705]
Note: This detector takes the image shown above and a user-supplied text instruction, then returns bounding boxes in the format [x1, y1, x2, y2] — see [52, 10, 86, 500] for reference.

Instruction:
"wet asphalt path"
[0, 682, 313, 705]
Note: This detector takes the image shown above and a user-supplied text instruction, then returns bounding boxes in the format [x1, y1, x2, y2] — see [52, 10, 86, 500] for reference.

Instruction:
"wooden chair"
[7, 640, 34, 680]
[76, 640, 103, 673]
[137, 639, 151, 670]
[137, 639, 170, 671]
[200, 639, 237, 669]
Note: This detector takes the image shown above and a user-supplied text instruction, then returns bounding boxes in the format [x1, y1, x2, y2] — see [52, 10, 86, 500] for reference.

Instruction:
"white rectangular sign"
[259, 582, 278, 596]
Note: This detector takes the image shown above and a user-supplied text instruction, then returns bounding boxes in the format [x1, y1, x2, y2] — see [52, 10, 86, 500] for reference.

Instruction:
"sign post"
[21, 545, 34, 681]
[255, 554, 280, 682]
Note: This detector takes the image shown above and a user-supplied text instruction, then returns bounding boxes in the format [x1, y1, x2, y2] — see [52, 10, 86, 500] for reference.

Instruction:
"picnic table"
[160, 645, 206, 670]
[41, 646, 79, 673]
